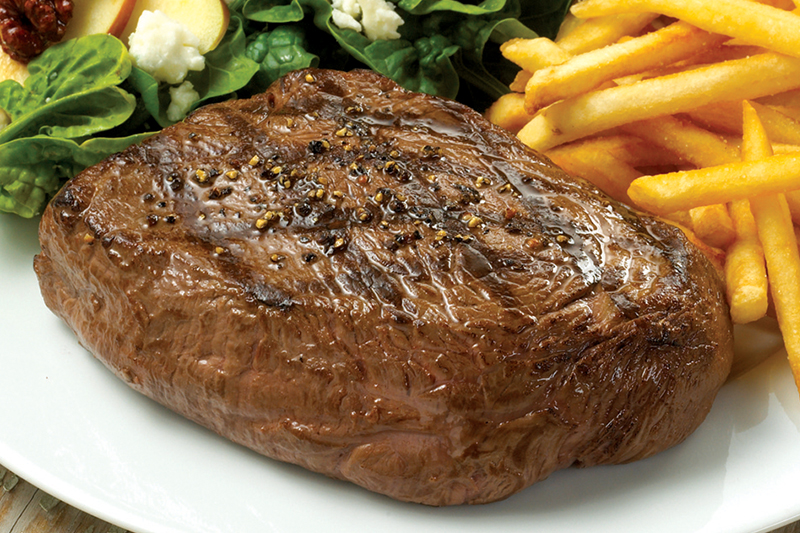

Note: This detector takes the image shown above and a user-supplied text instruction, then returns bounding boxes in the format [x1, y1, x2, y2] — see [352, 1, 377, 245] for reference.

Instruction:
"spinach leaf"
[130, 14, 260, 127]
[398, 0, 507, 16]
[0, 133, 151, 218]
[245, 24, 320, 92]
[235, 0, 569, 107]
[186, 14, 261, 105]
[0, 34, 136, 143]
[0, 34, 153, 217]
[128, 67, 171, 127]
[0, 86, 136, 143]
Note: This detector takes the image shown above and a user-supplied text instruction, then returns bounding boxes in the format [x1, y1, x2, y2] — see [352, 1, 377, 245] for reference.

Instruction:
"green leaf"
[0, 34, 136, 144]
[0, 86, 136, 143]
[186, 14, 261, 105]
[518, 0, 572, 40]
[398, 0, 507, 16]
[246, 24, 320, 92]
[242, 0, 306, 22]
[128, 67, 171, 127]
[236, 0, 569, 107]
[24, 33, 132, 103]
[130, 15, 261, 126]
[0, 133, 152, 218]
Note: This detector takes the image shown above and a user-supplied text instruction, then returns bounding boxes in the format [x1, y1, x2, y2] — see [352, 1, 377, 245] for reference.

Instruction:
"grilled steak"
[35, 68, 733, 505]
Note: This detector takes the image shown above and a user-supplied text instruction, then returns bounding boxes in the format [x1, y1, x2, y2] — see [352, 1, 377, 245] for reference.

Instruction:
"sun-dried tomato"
[0, 0, 73, 63]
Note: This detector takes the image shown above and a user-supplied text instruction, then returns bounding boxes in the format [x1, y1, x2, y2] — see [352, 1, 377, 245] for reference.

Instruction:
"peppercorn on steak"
[35, 68, 733, 506]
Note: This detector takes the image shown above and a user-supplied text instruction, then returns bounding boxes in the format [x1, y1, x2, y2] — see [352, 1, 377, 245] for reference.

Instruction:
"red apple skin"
[61, 0, 140, 42]
[107, 0, 139, 38]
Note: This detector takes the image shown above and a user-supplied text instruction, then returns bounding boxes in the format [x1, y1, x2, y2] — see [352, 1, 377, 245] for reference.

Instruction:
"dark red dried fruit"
[0, 0, 73, 63]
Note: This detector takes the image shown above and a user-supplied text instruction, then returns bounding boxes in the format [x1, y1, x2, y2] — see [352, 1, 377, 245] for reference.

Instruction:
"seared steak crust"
[35, 69, 733, 505]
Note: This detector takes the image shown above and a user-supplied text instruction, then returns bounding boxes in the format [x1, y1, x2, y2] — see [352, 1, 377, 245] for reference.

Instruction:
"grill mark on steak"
[35, 68, 733, 506]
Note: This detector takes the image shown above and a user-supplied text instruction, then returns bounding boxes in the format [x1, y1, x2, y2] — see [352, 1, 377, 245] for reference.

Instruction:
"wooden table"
[0, 463, 797, 533]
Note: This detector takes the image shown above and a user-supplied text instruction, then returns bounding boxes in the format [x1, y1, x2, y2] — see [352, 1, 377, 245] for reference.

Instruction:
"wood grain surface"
[0, 463, 796, 533]
[0, 466, 125, 533]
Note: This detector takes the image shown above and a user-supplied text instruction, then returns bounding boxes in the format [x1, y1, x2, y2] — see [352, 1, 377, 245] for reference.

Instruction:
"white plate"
[1, 213, 799, 533]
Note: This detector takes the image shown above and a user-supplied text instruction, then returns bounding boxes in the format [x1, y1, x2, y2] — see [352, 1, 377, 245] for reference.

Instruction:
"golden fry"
[621, 115, 739, 256]
[689, 205, 737, 249]
[619, 115, 740, 167]
[509, 70, 532, 93]
[627, 152, 800, 214]
[744, 103, 800, 390]
[573, 134, 680, 167]
[524, 22, 728, 112]
[485, 93, 535, 134]
[501, 38, 571, 72]
[556, 12, 659, 55]
[545, 141, 642, 204]
[517, 53, 800, 151]
[725, 197, 769, 323]
[756, 87, 800, 108]
[555, 12, 583, 42]
[571, 0, 800, 58]
[687, 100, 800, 144]
[785, 190, 800, 225]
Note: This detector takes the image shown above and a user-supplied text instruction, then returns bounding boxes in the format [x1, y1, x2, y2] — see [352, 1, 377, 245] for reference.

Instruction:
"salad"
[0, 0, 570, 219]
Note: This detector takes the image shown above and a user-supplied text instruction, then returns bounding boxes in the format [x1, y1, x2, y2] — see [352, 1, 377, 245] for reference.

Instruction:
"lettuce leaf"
[129, 14, 260, 128]
[245, 24, 320, 90]
[0, 34, 135, 144]
[0, 34, 152, 217]
[237, 0, 570, 107]
[0, 134, 151, 218]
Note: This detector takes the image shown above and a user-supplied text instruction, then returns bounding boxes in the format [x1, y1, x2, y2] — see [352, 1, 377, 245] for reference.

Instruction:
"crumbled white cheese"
[167, 81, 200, 122]
[331, 0, 362, 33]
[128, 10, 205, 85]
[331, 0, 403, 41]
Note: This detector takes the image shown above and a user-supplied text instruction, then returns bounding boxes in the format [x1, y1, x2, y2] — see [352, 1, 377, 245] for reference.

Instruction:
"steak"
[34, 68, 733, 505]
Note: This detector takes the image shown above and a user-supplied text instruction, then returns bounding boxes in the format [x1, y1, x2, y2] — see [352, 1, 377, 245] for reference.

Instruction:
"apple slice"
[0, 0, 138, 84]
[0, 52, 29, 84]
[62, 0, 139, 41]
[121, 0, 230, 55]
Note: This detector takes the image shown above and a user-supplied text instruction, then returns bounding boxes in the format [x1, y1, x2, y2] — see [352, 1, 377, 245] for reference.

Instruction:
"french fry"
[627, 152, 800, 214]
[743, 102, 800, 391]
[686, 100, 800, 144]
[524, 22, 729, 112]
[556, 12, 659, 55]
[689, 205, 737, 249]
[724, 196, 769, 324]
[545, 141, 642, 204]
[509, 70, 532, 93]
[619, 115, 739, 250]
[619, 115, 740, 167]
[785, 190, 800, 225]
[501, 38, 572, 72]
[570, 0, 800, 58]
[764, 104, 800, 122]
[718, 134, 800, 154]
[690, 44, 771, 64]
[756, 87, 800, 108]
[503, 12, 660, 74]
[555, 12, 583, 42]
[484, 93, 535, 134]
[518, 53, 800, 151]
[565, 133, 680, 167]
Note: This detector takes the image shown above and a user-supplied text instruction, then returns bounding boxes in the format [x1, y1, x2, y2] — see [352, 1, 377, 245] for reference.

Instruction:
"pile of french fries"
[487, 0, 800, 391]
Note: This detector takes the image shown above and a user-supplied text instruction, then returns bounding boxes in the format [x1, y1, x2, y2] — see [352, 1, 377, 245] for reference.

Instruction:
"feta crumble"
[167, 81, 200, 122]
[330, 0, 404, 41]
[128, 10, 205, 85]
